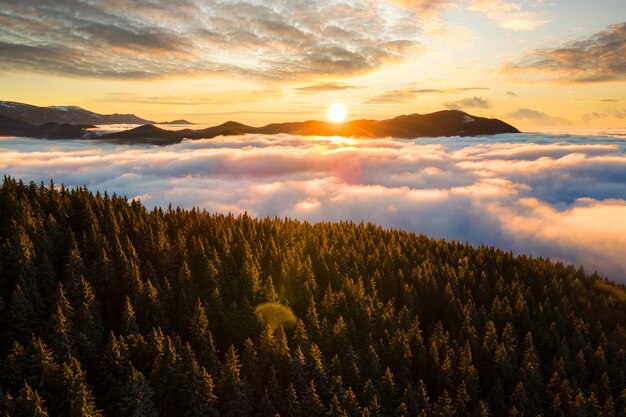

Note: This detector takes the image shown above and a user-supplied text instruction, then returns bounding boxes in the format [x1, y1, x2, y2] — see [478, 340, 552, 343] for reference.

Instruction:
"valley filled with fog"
[2, 132, 625, 281]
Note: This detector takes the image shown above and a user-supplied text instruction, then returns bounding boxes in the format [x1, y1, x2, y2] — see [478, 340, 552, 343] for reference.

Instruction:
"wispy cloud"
[443, 96, 491, 110]
[1, 133, 626, 281]
[583, 109, 626, 122]
[508, 108, 570, 126]
[503, 22, 626, 83]
[467, 0, 550, 30]
[609, 109, 626, 119]
[363, 87, 488, 104]
[99, 90, 282, 106]
[291, 83, 364, 93]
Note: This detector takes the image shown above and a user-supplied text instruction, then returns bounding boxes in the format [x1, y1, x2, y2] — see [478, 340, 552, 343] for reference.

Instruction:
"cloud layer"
[0, 0, 560, 81]
[1, 132, 625, 282]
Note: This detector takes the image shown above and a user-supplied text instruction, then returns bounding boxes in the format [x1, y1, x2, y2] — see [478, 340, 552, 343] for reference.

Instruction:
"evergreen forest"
[0, 177, 625, 416]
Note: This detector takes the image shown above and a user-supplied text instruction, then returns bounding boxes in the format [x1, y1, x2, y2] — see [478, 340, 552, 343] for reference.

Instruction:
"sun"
[327, 103, 347, 123]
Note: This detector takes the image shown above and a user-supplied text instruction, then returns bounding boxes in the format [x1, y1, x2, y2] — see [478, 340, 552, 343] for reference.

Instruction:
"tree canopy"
[0, 177, 624, 416]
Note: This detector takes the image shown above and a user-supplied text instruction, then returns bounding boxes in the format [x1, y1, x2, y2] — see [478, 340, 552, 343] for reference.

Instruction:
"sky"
[1, 0, 625, 129]
[2, 131, 626, 281]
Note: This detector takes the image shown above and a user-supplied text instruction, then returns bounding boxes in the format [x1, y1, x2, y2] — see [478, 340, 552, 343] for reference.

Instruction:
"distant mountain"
[253, 110, 519, 137]
[0, 114, 94, 139]
[1, 106, 520, 142]
[99, 110, 520, 143]
[160, 119, 194, 125]
[0, 100, 154, 125]
[97, 124, 195, 145]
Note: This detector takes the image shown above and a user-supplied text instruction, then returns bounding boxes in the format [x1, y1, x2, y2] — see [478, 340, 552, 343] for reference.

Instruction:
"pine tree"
[256, 389, 276, 417]
[118, 367, 159, 417]
[342, 387, 360, 417]
[326, 394, 347, 417]
[379, 367, 398, 414]
[71, 276, 104, 370]
[149, 336, 181, 416]
[433, 390, 455, 417]
[218, 345, 251, 417]
[181, 344, 219, 417]
[15, 382, 49, 417]
[120, 296, 139, 336]
[188, 298, 221, 376]
[283, 383, 302, 417]
[301, 380, 325, 417]
[60, 357, 102, 417]
[6, 284, 38, 343]
[48, 283, 74, 362]
[99, 333, 131, 415]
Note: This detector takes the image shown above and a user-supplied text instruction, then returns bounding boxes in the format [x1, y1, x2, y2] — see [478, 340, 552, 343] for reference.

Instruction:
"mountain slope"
[0, 178, 623, 416]
[0, 100, 155, 125]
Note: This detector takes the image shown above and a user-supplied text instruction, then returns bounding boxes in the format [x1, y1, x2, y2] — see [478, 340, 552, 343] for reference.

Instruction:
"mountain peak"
[47, 105, 85, 112]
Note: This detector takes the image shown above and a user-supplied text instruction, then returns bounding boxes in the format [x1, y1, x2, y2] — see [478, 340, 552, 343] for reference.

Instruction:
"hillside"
[0, 178, 624, 416]
[0, 114, 95, 139]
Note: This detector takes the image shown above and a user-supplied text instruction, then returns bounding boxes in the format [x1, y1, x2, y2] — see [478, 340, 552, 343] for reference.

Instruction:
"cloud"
[609, 109, 626, 119]
[583, 112, 606, 123]
[291, 83, 364, 93]
[100, 90, 282, 106]
[363, 87, 488, 104]
[364, 89, 444, 104]
[467, 0, 550, 30]
[0, 0, 421, 80]
[2, 132, 626, 282]
[508, 108, 570, 126]
[503, 22, 626, 83]
[443, 96, 491, 110]
[396, 0, 551, 31]
[579, 108, 626, 123]
[388, 0, 458, 16]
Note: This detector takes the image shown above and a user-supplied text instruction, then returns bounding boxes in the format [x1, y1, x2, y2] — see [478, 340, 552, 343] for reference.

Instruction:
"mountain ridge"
[99, 110, 520, 144]
[0, 101, 521, 143]
[0, 100, 155, 125]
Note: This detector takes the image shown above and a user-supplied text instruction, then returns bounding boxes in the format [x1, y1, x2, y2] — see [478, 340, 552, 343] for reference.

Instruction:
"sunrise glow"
[1, 2, 622, 129]
[1, 2, 625, 415]
[327, 103, 347, 123]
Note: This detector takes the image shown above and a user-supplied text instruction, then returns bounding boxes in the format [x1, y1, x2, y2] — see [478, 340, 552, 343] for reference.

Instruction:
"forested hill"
[0, 178, 625, 417]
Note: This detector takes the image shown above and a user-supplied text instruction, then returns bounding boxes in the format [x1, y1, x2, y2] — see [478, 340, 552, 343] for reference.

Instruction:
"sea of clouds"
[1, 132, 625, 282]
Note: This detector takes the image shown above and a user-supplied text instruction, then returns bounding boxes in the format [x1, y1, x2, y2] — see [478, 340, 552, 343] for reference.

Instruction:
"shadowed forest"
[0, 177, 625, 416]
